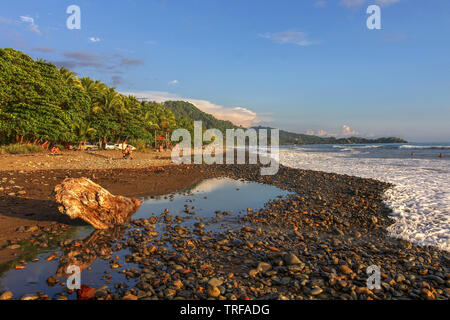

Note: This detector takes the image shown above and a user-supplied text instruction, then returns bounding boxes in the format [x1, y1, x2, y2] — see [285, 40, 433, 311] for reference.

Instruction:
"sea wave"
[279, 148, 450, 252]
[399, 145, 450, 150]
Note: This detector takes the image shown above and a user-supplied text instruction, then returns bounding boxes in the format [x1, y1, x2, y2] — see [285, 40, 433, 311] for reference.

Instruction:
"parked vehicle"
[84, 142, 98, 150]
[104, 143, 116, 150]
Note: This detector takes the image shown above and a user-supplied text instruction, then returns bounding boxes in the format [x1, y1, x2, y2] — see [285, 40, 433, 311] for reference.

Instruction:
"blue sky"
[0, 0, 449, 142]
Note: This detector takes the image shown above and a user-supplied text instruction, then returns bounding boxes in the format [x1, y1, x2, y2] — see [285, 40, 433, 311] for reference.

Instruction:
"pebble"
[0, 291, 13, 300]
[257, 262, 272, 273]
[208, 278, 223, 287]
[339, 265, 353, 275]
[207, 286, 221, 298]
[311, 287, 323, 296]
[20, 294, 39, 300]
[46, 275, 59, 287]
[284, 253, 302, 266]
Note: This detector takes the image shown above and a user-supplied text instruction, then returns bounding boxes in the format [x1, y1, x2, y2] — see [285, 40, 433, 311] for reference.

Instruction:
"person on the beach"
[439, 153, 444, 158]
[50, 145, 61, 155]
[123, 145, 133, 160]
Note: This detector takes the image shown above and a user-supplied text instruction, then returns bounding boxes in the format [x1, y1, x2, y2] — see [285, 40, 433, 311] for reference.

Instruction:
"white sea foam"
[279, 148, 450, 251]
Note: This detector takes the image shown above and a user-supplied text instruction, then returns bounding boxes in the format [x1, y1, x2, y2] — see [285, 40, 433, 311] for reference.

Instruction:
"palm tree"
[73, 120, 97, 150]
[94, 87, 126, 115]
[143, 110, 160, 147]
[60, 67, 82, 89]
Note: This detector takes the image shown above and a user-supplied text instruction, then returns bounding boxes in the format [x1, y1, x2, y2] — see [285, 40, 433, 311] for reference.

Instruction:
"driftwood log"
[54, 177, 141, 229]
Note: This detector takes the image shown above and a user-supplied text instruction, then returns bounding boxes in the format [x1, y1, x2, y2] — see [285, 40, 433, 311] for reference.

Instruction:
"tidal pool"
[0, 178, 290, 299]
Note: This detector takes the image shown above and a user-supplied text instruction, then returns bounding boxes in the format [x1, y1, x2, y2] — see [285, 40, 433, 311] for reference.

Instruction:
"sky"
[0, 0, 449, 142]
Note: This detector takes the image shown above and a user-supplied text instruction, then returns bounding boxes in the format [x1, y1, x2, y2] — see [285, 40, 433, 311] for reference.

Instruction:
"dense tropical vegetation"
[0, 48, 182, 150]
[0, 48, 406, 153]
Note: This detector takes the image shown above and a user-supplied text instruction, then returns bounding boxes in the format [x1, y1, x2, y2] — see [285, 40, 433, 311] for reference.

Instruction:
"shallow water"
[0, 177, 290, 299]
[278, 143, 450, 251]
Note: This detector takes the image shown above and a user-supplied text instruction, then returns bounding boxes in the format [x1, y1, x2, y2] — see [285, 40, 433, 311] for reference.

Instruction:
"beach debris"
[54, 177, 141, 229]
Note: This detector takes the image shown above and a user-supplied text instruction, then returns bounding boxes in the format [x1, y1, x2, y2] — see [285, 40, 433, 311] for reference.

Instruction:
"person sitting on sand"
[50, 145, 62, 155]
[123, 145, 133, 160]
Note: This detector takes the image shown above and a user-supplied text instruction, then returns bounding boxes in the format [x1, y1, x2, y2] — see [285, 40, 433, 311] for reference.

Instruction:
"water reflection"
[0, 178, 290, 299]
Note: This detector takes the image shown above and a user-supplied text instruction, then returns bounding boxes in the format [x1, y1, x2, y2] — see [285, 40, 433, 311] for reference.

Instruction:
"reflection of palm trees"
[56, 227, 127, 278]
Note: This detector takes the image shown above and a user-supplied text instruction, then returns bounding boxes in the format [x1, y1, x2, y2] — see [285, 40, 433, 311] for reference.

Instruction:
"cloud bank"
[259, 31, 318, 46]
[120, 91, 268, 128]
[306, 125, 359, 138]
[51, 51, 144, 73]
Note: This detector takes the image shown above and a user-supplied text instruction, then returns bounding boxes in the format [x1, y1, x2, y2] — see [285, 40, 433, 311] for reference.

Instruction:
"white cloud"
[20, 16, 34, 24]
[168, 80, 179, 85]
[340, 0, 400, 8]
[341, 125, 359, 136]
[89, 37, 101, 43]
[318, 130, 334, 137]
[259, 31, 319, 47]
[339, 0, 365, 8]
[20, 15, 40, 34]
[306, 125, 358, 138]
[314, 0, 327, 8]
[375, 0, 401, 6]
[120, 90, 268, 127]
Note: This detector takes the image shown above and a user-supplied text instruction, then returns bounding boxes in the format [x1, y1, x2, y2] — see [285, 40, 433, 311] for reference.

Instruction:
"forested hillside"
[164, 101, 240, 132]
[0, 48, 180, 148]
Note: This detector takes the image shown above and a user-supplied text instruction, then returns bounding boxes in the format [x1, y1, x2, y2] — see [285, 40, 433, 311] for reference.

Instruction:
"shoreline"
[0, 153, 448, 300]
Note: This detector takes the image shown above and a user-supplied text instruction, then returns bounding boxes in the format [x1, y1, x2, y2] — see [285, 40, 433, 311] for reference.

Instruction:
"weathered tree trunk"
[54, 178, 141, 229]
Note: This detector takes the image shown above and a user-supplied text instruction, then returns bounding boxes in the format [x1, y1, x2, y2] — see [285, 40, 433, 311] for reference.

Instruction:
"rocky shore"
[0, 164, 449, 300]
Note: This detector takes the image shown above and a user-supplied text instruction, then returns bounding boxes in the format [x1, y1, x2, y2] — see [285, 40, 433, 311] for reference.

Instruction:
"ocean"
[279, 143, 450, 252]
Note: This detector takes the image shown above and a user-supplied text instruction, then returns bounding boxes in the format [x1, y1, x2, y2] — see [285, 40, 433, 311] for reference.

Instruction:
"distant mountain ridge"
[252, 126, 407, 145]
[162, 100, 407, 145]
